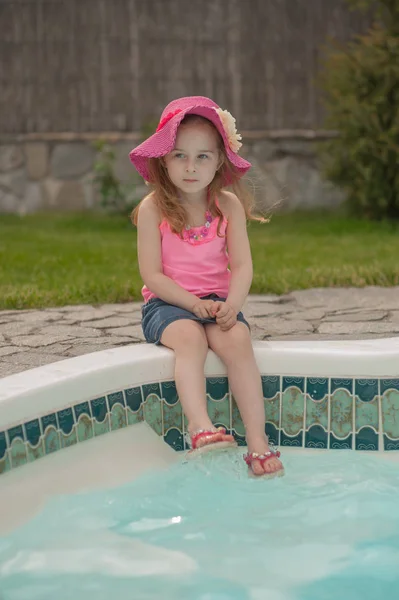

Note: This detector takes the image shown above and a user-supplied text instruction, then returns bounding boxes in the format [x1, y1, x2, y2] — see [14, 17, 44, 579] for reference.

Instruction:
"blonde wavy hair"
[131, 114, 266, 235]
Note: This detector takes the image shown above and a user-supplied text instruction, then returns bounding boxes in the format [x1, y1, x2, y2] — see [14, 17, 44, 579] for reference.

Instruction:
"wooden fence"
[0, 0, 371, 134]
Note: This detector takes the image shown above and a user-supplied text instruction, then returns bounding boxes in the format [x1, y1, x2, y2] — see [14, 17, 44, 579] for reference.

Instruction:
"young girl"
[130, 96, 284, 479]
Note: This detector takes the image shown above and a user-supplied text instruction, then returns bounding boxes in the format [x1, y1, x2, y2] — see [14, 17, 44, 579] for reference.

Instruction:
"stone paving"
[1, 286, 399, 379]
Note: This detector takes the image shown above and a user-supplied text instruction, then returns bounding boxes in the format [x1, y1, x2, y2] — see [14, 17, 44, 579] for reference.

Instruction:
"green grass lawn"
[1, 211, 398, 310]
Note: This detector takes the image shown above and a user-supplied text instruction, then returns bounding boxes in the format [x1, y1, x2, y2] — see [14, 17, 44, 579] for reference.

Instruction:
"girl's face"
[163, 123, 221, 196]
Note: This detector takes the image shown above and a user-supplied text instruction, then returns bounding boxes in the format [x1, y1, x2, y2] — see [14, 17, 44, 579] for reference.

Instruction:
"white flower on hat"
[214, 108, 243, 153]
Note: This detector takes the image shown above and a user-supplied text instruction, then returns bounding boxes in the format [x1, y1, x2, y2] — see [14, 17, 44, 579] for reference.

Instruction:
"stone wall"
[0, 132, 344, 215]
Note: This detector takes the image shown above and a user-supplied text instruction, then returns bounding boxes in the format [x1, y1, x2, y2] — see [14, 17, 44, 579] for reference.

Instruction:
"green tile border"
[1, 376, 399, 476]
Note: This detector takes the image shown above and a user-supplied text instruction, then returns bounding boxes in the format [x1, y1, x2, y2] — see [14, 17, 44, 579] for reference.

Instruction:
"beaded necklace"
[184, 209, 213, 242]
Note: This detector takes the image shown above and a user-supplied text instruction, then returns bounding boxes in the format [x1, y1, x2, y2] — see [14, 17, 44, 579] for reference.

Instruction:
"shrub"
[319, 0, 399, 220]
[92, 140, 141, 215]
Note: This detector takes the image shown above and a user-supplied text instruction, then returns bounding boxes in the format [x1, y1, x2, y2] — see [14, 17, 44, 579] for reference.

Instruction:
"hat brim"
[129, 104, 251, 184]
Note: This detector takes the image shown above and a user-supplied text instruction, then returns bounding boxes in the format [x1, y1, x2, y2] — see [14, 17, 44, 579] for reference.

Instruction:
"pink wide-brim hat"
[129, 96, 251, 184]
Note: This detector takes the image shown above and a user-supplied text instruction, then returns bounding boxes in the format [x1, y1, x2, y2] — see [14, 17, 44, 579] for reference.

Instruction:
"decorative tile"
[109, 404, 127, 431]
[381, 389, 399, 438]
[307, 378, 328, 401]
[280, 431, 303, 447]
[381, 379, 399, 451]
[60, 428, 78, 449]
[24, 420, 44, 462]
[355, 397, 379, 431]
[383, 436, 399, 451]
[3, 372, 399, 477]
[206, 377, 229, 401]
[8, 425, 25, 444]
[164, 428, 184, 451]
[305, 425, 327, 449]
[107, 392, 127, 431]
[42, 412, 60, 454]
[380, 378, 399, 395]
[262, 375, 280, 399]
[162, 400, 183, 435]
[161, 381, 178, 405]
[282, 377, 304, 393]
[306, 397, 328, 430]
[355, 379, 378, 403]
[207, 393, 230, 431]
[107, 391, 125, 409]
[330, 388, 353, 439]
[126, 404, 144, 426]
[0, 431, 7, 461]
[8, 425, 27, 468]
[281, 385, 305, 437]
[142, 383, 161, 402]
[23, 419, 41, 446]
[10, 439, 27, 468]
[90, 396, 107, 422]
[331, 378, 353, 394]
[74, 401, 91, 420]
[124, 387, 143, 412]
[41, 413, 57, 432]
[90, 397, 110, 436]
[43, 426, 60, 454]
[74, 402, 94, 442]
[143, 393, 162, 436]
[329, 433, 352, 450]
[264, 395, 280, 429]
[76, 414, 94, 442]
[231, 400, 245, 437]
[381, 388, 399, 440]
[265, 422, 279, 446]
[57, 408, 75, 436]
[355, 427, 378, 451]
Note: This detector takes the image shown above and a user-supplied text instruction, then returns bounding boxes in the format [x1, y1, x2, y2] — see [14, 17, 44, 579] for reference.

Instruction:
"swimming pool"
[1, 447, 399, 599]
[0, 338, 399, 597]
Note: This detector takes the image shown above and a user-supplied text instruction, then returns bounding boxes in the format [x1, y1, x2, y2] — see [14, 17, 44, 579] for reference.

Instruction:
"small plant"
[92, 140, 140, 214]
[319, 0, 399, 220]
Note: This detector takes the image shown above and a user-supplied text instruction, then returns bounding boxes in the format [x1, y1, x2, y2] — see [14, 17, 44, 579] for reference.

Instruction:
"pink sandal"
[243, 445, 285, 479]
[186, 427, 237, 458]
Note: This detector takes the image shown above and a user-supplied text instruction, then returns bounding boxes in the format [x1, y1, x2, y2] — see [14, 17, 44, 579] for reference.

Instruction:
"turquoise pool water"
[1, 451, 399, 600]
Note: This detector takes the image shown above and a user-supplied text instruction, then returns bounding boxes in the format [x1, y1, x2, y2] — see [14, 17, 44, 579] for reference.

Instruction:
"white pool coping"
[1, 338, 399, 430]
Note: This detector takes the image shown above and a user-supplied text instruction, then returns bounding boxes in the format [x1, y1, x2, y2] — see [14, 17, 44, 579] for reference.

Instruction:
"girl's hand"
[212, 301, 237, 331]
[192, 299, 216, 319]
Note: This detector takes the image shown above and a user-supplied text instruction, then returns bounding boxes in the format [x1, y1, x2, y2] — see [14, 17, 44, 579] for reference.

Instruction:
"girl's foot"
[244, 439, 284, 478]
[187, 427, 237, 456]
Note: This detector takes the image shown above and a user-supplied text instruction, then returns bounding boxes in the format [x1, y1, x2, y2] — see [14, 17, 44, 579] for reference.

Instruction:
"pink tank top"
[142, 201, 231, 303]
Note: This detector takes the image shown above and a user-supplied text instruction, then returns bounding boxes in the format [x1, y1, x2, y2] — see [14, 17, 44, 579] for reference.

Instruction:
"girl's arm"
[137, 196, 201, 311]
[222, 191, 253, 313]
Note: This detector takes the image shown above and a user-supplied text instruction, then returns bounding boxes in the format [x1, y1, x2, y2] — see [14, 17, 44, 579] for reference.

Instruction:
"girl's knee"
[207, 322, 252, 358]
[228, 322, 251, 344]
[161, 319, 208, 353]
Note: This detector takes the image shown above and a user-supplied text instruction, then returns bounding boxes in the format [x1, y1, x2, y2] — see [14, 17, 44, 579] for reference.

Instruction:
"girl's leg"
[204, 322, 283, 476]
[161, 319, 234, 448]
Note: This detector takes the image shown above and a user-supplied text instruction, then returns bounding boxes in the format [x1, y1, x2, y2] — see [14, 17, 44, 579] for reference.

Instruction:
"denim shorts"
[141, 293, 250, 345]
